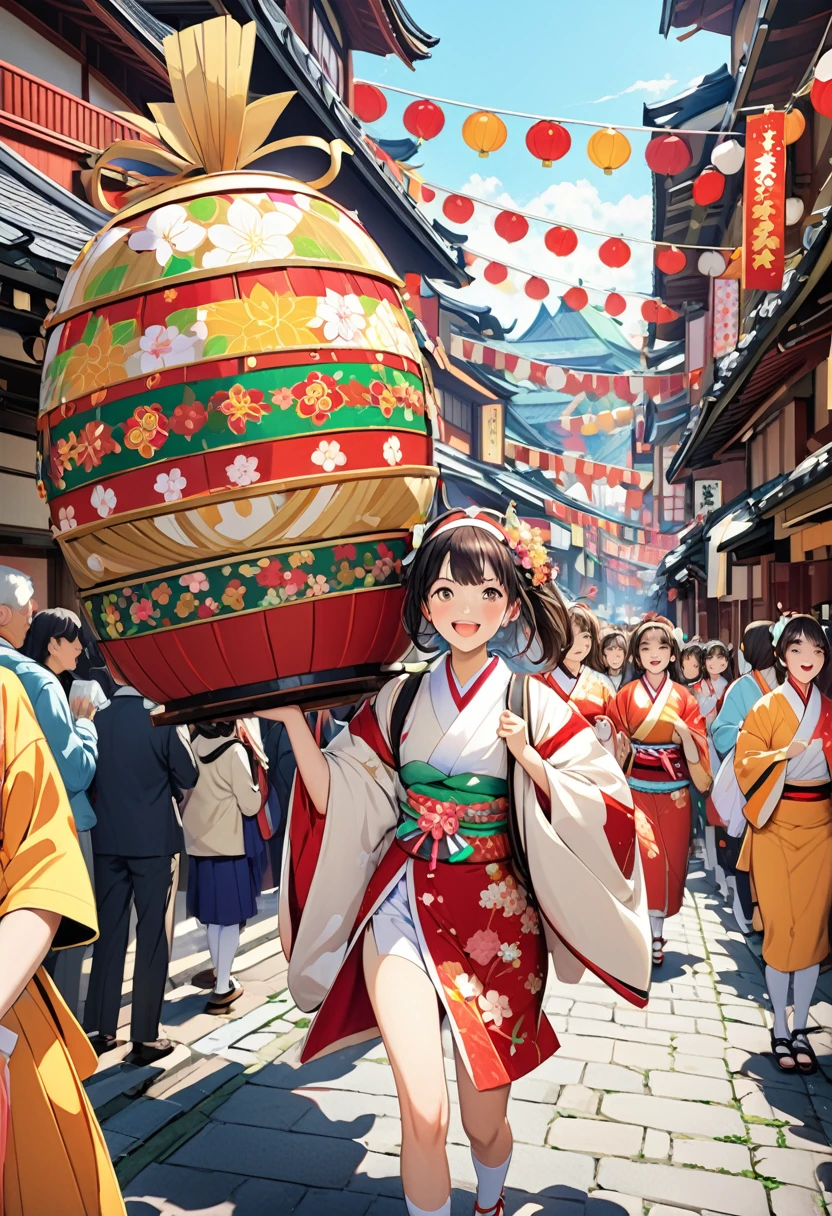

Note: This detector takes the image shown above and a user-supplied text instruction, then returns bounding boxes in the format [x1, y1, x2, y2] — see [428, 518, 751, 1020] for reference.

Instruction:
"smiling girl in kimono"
[609, 618, 711, 966]
[601, 630, 629, 693]
[542, 605, 616, 751]
[735, 615, 832, 1075]
[266, 508, 651, 1216]
[693, 641, 734, 884]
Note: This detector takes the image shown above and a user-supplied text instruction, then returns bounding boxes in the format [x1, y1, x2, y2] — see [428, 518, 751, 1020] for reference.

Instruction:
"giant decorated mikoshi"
[38, 18, 436, 721]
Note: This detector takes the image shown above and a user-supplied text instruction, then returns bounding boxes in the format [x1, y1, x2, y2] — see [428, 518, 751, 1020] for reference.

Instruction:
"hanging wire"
[463, 246, 662, 301]
[418, 177, 737, 251]
[360, 80, 747, 138]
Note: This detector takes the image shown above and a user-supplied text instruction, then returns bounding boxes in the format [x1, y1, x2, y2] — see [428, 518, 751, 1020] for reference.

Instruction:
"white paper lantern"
[816, 48, 832, 83]
[698, 250, 728, 277]
[545, 364, 567, 391]
[785, 197, 805, 226]
[711, 139, 744, 175]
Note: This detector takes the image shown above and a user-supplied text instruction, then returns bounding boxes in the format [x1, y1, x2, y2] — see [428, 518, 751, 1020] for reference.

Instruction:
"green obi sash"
[395, 761, 509, 867]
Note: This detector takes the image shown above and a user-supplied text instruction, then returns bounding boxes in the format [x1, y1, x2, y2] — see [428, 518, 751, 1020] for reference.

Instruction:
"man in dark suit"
[83, 682, 197, 1063]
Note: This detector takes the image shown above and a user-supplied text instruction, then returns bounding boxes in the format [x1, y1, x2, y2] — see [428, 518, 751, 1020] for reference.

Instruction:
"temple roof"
[505, 302, 641, 374]
[339, 0, 438, 66]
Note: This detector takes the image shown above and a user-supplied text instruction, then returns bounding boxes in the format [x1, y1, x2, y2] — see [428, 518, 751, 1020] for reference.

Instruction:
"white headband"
[429, 517, 508, 544]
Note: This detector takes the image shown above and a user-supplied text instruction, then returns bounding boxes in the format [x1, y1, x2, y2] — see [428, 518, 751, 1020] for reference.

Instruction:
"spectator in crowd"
[0, 576, 98, 1017]
[83, 677, 197, 1063]
[184, 722, 263, 1013]
[0, 665, 126, 1215]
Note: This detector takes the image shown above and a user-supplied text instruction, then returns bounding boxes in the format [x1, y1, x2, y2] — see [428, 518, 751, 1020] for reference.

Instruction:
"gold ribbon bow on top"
[84, 16, 353, 214]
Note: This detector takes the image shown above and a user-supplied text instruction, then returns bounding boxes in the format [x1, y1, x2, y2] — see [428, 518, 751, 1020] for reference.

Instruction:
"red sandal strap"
[474, 1196, 505, 1215]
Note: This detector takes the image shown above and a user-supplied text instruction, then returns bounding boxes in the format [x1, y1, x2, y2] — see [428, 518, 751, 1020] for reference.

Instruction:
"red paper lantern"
[525, 276, 549, 300]
[563, 286, 588, 311]
[545, 226, 578, 256]
[691, 167, 725, 207]
[484, 261, 508, 284]
[812, 50, 832, 118]
[605, 292, 626, 317]
[443, 194, 475, 224]
[655, 246, 687, 275]
[353, 82, 387, 124]
[599, 237, 631, 268]
[420, 185, 436, 203]
[494, 210, 529, 242]
[525, 120, 571, 167]
[642, 299, 679, 324]
[613, 375, 637, 403]
[403, 99, 445, 142]
[641, 299, 659, 323]
[644, 133, 693, 177]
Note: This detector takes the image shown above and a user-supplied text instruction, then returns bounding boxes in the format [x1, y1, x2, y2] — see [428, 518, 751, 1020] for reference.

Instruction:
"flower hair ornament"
[403, 504, 555, 587]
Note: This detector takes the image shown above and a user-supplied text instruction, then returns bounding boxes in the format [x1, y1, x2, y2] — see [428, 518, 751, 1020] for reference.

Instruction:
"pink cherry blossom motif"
[57, 506, 76, 532]
[90, 484, 117, 518]
[179, 571, 209, 593]
[464, 928, 502, 966]
[524, 972, 543, 994]
[477, 989, 512, 1028]
[225, 454, 260, 487]
[138, 324, 199, 374]
[500, 884, 528, 918]
[454, 972, 484, 1002]
[419, 892, 435, 907]
[520, 907, 540, 936]
[153, 468, 187, 502]
[309, 289, 368, 344]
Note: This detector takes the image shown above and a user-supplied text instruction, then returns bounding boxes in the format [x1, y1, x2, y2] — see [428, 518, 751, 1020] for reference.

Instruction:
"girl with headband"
[609, 617, 712, 967]
[263, 507, 651, 1216]
[542, 605, 618, 749]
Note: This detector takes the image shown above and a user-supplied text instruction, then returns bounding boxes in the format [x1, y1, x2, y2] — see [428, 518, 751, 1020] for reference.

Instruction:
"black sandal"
[790, 1029, 819, 1075]
[770, 1033, 797, 1072]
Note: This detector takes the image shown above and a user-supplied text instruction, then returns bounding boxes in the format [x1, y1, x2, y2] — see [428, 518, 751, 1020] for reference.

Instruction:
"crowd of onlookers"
[0, 563, 320, 1066]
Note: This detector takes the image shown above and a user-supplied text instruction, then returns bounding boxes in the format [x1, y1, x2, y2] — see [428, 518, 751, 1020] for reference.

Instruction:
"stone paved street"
[98, 862, 832, 1215]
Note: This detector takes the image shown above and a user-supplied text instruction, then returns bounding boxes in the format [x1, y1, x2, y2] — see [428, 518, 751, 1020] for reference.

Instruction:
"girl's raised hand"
[497, 709, 528, 758]
[258, 705, 303, 724]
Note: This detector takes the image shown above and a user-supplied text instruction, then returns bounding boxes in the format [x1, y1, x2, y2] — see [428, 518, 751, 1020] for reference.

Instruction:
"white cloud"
[591, 75, 678, 104]
[426, 174, 654, 346]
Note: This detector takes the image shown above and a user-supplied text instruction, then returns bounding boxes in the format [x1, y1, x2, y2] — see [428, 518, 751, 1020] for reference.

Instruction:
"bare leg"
[455, 1046, 512, 1210]
[363, 929, 451, 1211]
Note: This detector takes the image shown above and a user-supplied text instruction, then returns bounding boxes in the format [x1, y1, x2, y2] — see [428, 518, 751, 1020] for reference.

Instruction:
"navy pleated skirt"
[187, 815, 265, 927]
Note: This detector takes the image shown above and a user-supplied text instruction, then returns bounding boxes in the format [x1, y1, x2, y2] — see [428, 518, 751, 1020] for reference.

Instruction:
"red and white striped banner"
[505, 440, 651, 509]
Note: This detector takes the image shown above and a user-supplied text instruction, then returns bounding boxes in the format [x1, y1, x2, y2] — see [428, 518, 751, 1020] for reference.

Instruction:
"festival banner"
[742, 111, 786, 292]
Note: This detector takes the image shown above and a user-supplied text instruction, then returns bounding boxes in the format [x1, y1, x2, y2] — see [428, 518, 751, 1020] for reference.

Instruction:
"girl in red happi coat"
[264, 508, 651, 1216]
[609, 618, 711, 966]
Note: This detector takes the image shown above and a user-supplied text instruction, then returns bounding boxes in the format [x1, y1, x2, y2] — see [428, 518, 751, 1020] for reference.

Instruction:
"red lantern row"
[479, 261, 674, 321]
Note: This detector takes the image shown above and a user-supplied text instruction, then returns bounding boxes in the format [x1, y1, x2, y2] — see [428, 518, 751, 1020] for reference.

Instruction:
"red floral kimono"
[542, 664, 614, 730]
[610, 675, 711, 918]
[280, 656, 651, 1092]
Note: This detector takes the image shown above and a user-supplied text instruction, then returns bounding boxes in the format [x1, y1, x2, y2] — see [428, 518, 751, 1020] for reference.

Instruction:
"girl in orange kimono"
[265, 509, 651, 1216]
[735, 615, 832, 1075]
[0, 665, 125, 1216]
[542, 605, 616, 751]
[610, 619, 711, 965]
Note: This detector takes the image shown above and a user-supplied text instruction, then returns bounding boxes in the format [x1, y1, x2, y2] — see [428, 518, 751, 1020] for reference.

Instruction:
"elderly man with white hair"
[0, 566, 98, 1017]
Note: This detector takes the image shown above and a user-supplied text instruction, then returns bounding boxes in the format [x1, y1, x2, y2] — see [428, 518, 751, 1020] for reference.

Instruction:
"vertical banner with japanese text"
[742, 111, 786, 292]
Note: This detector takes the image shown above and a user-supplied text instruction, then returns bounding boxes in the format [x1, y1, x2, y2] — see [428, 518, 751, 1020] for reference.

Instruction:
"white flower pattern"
[311, 440, 347, 474]
[154, 468, 187, 502]
[383, 436, 402, 466]
[58, 506, 77, 532]
[127, 204, 206, 267]
[226, 454, 261, 487]
[137, 325, 200, 374]
[203, 198, 300, 268]
[478, 989, 512, 1028]
[308, 289, 367, 344]
[90, 485, 117, 517]
[454, 973, 484, 1002]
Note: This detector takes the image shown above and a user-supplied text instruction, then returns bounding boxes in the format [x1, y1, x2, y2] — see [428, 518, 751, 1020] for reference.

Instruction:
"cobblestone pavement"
[98, 863, 832, 1215]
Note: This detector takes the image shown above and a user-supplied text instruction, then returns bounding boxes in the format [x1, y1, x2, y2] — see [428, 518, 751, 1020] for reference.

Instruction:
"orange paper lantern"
[403, 99, 445, 141]
[587, 127, 631, 175]
[525, 276, 549, 300]
[462, 110, 508, 158]
[353, 83, 387, 123]
[494, 210, 529, 242]
[599, 237, 631, 268]
[784, 109, 806, 145]
[563, 286, 589, 311]
[525, 120, 571, 167]
[545, 226, 578, 256]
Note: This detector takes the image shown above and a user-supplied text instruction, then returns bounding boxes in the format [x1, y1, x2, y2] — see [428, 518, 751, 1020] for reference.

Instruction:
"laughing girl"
[265, 508, 651, 1216]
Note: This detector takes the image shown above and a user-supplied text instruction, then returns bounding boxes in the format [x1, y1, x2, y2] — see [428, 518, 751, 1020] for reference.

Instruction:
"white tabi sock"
[793, 964, 820, 1032]
[472, 1149, 511, 1212]
[214, 924, 241, 994]
[766, 964, 791, 1041]
[405, 1199, 451, 1216]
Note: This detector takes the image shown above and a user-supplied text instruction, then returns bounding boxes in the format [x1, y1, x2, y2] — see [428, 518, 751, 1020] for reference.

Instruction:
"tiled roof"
[0, 142, 98, 272]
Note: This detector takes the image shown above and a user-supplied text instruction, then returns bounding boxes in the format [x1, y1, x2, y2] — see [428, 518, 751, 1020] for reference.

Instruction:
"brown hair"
[568, 604, 604, 672]
[401, 518, 569, 666]
[775, 614, 831, 676]
[702, 639, 735, 681]
[627, 619, 680, 683]
[601, 629, 628, 664]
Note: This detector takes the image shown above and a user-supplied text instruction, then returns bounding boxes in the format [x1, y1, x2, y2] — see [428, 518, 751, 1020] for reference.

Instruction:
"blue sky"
[354, 1, 729, 336]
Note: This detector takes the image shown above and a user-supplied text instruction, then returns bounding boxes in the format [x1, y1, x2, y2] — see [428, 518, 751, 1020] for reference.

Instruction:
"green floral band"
[44, 361, 427, 496]
[85, 537, 406, 640]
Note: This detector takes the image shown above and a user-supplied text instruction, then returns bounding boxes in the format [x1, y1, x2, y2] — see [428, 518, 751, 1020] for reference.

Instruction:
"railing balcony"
[0, 58, 151, 154]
